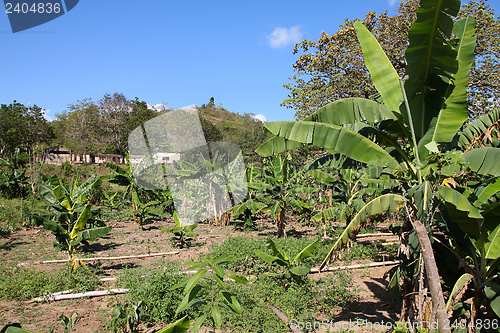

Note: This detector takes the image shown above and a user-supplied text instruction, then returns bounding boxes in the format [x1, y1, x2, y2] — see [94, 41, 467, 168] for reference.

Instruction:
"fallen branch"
[31, 288, 129, 302]
[32, 251, 180, 264]
[267, 304, 301, 333]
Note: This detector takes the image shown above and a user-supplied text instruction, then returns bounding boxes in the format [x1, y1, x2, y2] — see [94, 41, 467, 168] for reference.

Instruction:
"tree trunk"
[414, 220, 451, 333]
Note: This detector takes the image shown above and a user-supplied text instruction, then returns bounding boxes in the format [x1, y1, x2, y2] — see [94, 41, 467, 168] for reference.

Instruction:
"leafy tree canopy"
[0, 101, 54, 155]
[283, 0, 499, 120]
[55, 94, 157, 155]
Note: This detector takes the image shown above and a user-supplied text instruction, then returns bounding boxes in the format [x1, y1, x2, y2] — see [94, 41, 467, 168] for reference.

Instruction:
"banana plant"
[249, 154, 312, 237]
[171, 255, 248, 333]
[436, 174, 500, 320]
[36, 174, 111, 270]
[0, 149, 29, 199]
[228, 164, 267, 229]
[105, 154, 141, 215]
[160, 211, 198, 248]
[256, 0, 499, 326]
[255, 238, 321, 283]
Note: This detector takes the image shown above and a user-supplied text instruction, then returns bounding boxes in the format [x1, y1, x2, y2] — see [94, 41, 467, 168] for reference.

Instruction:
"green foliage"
[160, 211, 198, 248]
[55, 94, 158, 156]
[221, 272, 359, 333]
[197, 101, 270, 156]
[118, 261, 185, 324]
[0, 197, 46, 235]
[0, 101, 54, 155]
[208, 235, 382, 277]
[247, 154, 312, 237]
[283, 0, 499, 120]
[0, 150, 30, 199]
[155, 316, 190, 333]
[171, 255, 248, 333]
[131, 189, 160, 230]
[260, 0, 500, 324]
[254, 238, 321, 282]
[35, 174, 111, 269]
[108, 301, 143, 333]
[0, 265, 101, 301]
[0, 323, 34, 333]
[54, 313, 78, 333]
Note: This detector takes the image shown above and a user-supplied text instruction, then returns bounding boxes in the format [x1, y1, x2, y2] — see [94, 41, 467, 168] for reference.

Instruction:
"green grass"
[0, 197, 47, 235]
[0, 265, 102, 301]
[116, 257, 360, 333]
[117, 260, 186, 324]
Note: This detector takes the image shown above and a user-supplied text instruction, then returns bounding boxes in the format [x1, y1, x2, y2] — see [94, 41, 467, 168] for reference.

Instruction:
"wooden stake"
[310, 260, 401, 273]
[29, 251, 179, 265]
[31, 289, 129, 302]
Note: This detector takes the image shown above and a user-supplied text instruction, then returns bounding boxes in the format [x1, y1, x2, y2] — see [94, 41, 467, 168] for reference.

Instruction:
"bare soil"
[0, 218, 400, 333]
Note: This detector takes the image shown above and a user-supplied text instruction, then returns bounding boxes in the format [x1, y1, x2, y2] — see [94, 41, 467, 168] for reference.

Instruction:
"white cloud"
[43, 109, 53, 121]
[267, 26, 302, 48]
[147, 103, 168, 112]
[388, 0, 398, 6]
[253, 114, 267, 122]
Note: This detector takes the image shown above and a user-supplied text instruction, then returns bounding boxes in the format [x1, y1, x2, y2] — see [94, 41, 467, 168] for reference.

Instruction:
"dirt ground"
[0, 218, 400, 333]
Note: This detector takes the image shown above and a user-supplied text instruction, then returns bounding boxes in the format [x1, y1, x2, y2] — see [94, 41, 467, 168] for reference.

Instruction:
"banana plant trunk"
[131, 188, 138, 223]
[414, 220, 451, 333]
[276, 209, 286, 238]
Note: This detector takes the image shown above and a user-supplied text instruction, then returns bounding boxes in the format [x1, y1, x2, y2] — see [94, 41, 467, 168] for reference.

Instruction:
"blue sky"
[2, 0, 499, 123]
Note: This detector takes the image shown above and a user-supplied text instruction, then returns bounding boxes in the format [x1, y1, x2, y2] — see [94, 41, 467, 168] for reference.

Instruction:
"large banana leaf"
[264, 121, 400, 169]
[438, 186, 482, 219]
[404, 0, 461, 139]
[438, 185, 482, 238]
[418, 17, 476, 155]
[312, 206, 340, 222]
[473, 177, 500, 207]
[320, 194, 404, 269]
[463, 147, 500, 177]
[69, 203, 92, 240]
[354, 22, 403, 114]
[458, 109, 500, 150]
[445, 273, 473, 312]
[255, 136, 302, 157]
[78, 226, 112, 241]
[72, 175, 102, 204]
[304, 98, 397, 124]
[294, 239, 321, 263]
[485, 224, 500, 260]
[308, 170, 336, 185]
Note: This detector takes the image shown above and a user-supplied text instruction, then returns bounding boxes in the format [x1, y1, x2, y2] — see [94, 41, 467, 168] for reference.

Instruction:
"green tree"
[56, 99, 101, 155]
[56, 95, 159, 156]
[0, 101, 54, 155]
[283, 0, 500, 120]
[98, 92, 132, 155]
